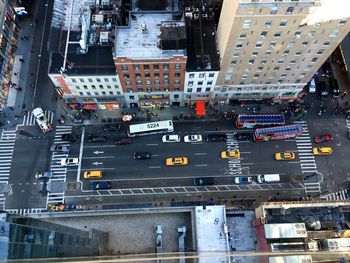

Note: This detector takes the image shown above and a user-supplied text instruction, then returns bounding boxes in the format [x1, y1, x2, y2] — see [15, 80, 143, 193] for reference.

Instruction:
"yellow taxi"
[221, 149, 240, 159]
[313, 147, 333, 155]
[275, 152, 296, 161]
[83, 170, 103, 179]
[165, 157, 188, 166]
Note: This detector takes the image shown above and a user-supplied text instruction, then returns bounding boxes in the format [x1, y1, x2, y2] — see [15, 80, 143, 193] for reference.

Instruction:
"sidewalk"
[0, 17, 37, 129]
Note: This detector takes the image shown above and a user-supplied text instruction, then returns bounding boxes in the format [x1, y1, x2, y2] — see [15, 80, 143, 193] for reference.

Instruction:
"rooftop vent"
[141, 23, 148, 34]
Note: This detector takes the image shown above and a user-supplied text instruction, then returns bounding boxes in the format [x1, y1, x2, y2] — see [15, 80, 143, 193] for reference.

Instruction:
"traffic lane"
[239, 139, 300, 175]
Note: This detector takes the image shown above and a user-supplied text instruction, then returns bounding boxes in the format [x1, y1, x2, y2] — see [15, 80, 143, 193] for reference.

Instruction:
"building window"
[287, 41, 295, 47]
[72, 78, 76, 83]
[136, 80, 142, 85]
[231, 60, 237, 64]
[155, 80, 160, 85]
[290, 60, 296, 64]
[174, 73, 181, 78]
[86, 92, 91, 96]
[323, 40, 331, 46]
[274, 66, 280, 71]
[75, 86, 80, 89]
[265, 20, 272, 28]
[274, 31, 281, 38]
[311, 57, 318, 63]
[207, 81, 213, 85]
[104, 78, 109, 82]
[96, 78, 101, 82]
[121, 65, 128, 70]
[146, 80, 151, 85]
[265, 50, 272, 56]
[270, 41, 276, 47]
[205, 87, 211, 92]
[196, 87, 201, 92]
[135, 73, 141, 78]
[91, 85, 96, 89]
[317, 49, 324, 55]
[187, 88, 192, 92]
[302, 41, 309, 46]
[285, 7, 294, 15]
[133, 65, 140, 70]
[79, 92, 84, 96]
[198, 73, 205, 78]
[255, 41, 263, 48]
[163, 73, 169, 78]
[126, 81, 131, 86]
[102, 92, 106, 95]
[239, 32, 247, 38]
[112, 78, 117, 82]
[154, 73, 160, 78]
[208, 73, 215, 78]
[308, 30, 316, 37]
[164, 80, 169, 85]
[243, 20, 251, 28]
[174, 80, 180, 85]
[129, 95, 135, 99]
[283, 50, 289, 56]
[236, 42, 243, 48]
[189, 73, 195, 78]
[233, 51, 240, 57]
[270, 7, 277, 15]
[123, 74, 130, 79]
[175, 64, 181, 70]
[163, 64, 169, 70]
[339, 20, 347, 26]
[143, 65, 150, 70]
[188, 81, 194, 86]
[79, 78, 85, 83]
[107, 85, 111, 89]
[88, 78, 93, 82]
[294, 31, 301, 38]
[174, 94, 179, 99]
[261, 60, 267, 65]
[198, 81, 203, 85]
[138, 87, 143, 92]
[280, 19, 287, 27]
[295, 50, 302, 56]
[145, 73, 151, 78]
[248, 59, 255, 65]
[330, 29, 340, 37]
[153, 65, 159, 70]
[109, 91, 114, 95]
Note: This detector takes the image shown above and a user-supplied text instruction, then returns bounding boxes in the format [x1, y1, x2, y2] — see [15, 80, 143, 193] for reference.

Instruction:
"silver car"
[50, 144, 70, 153]
[162, 134, 180, 143]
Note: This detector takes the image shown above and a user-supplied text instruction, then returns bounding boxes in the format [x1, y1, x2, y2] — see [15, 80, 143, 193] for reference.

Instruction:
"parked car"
[233, 133, 252, 141]
[35, 171, 53, 180]
[221, 150, 240, 159]
[313, 134, 333, 143]
[84, 170, 103, 179]
[275, 152, 296, 161]
[234, 176, 254, 184]
[133, 152, 151, 160]
[60, 158, 79, 166]
[184, 135, 202, 143]
[317, 81, 328, 97]
[193, 177, 214, 186]
[115, 137, 132, 145]
[103, 124, 121, 132]
[61, 134, 80, 143]
[91, 181, 111, 190]
[206, 134, 227, 142]
[88, 134, 107, 143]
[165, 157, 188, 166]
[162, 134, 181, 143]
[50, 144, 70, 154]
[313, 147, 333, 155]
[329, 79, 340, 97]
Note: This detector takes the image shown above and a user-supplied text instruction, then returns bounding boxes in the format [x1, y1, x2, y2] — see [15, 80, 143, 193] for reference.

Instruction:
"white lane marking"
[80, 168, 116, 171]
[194, 153, 207, 155]
[195, 164, 208, 167]
[83, 145, 116, 148]
[151, 154, 159, 157]
[149, 166, 161, 168]
[146, 144, 159, 146]
[241, 163, 254, 165]
[83, 156, 115, 159]
[240, 151, 251, 154]
[287, 161, 300, 164]
[77, 127, 85, 182]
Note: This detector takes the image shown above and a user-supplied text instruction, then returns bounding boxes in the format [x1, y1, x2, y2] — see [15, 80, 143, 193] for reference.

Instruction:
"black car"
[133, 152, 151, 160]
[88, 134, 107, 143]
[193, 177, 214, 186]
[233, 133, 252, 141]
[115, 137, 132, 145]
[61, 134, 80, 143]
[317, 81, 328, 97]
[329, 79, 340, 97]
[206, 134, 227, 142]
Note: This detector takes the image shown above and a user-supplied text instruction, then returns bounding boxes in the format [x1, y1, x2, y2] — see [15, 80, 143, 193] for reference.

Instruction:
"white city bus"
[128, 120, 174, 137]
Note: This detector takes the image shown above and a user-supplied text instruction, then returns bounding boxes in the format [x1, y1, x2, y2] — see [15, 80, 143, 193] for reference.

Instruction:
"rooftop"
[49, 29, 116, 75]
[115, 13, 186, 59]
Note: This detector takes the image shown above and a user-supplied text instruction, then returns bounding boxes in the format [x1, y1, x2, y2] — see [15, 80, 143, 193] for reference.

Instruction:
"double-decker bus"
[128, 120, 174, 137]
[254, 124, 303, 142]
[236, 114, 285, 128]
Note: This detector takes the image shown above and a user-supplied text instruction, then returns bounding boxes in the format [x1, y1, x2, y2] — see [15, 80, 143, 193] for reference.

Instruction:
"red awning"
[196, 101, 206, 116]
[82, 104, 97, 109]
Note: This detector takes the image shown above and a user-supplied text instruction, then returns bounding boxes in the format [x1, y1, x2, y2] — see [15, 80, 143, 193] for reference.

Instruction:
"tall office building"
[214, 0, 350, 103]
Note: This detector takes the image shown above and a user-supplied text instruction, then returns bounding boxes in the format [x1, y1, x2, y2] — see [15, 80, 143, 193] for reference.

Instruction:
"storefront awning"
[82, 104, 97, 109]
[196, 101, 206, 116]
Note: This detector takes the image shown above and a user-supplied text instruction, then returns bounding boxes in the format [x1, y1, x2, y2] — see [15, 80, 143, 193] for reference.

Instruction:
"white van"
[257, 174, 280, 184]
[309, 78, 316, 93]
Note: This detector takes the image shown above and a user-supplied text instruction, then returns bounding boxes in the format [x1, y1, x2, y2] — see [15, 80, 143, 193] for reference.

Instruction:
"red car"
[314, 134, 333, 143]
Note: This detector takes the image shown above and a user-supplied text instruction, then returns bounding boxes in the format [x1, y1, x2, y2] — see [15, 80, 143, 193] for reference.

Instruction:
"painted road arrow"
[93, 151, 105, 154]
[92, 162, 103, 166]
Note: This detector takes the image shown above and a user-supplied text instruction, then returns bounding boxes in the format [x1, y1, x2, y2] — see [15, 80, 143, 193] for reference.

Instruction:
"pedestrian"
[20, 37, 24, 41]
[14, 73, 17, 76]
[19, 59, 24, 62]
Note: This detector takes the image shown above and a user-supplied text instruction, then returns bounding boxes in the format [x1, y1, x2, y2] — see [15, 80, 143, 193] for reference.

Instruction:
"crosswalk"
[346, 119, 350, 130]
[225, 133, 242, 175]
[321, 189, 349, 201]
[0, 129, 16, 208]
[20, 109, 54, 126]
[294, 120, 317, 174]
[47, 125, 72, 204]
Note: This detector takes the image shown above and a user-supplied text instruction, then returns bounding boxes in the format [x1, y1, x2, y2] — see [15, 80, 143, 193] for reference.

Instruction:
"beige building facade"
[214, 0, 350, 102]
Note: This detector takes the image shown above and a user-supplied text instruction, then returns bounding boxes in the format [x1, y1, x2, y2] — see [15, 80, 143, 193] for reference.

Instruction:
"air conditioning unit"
[295, 35, 301, 39]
